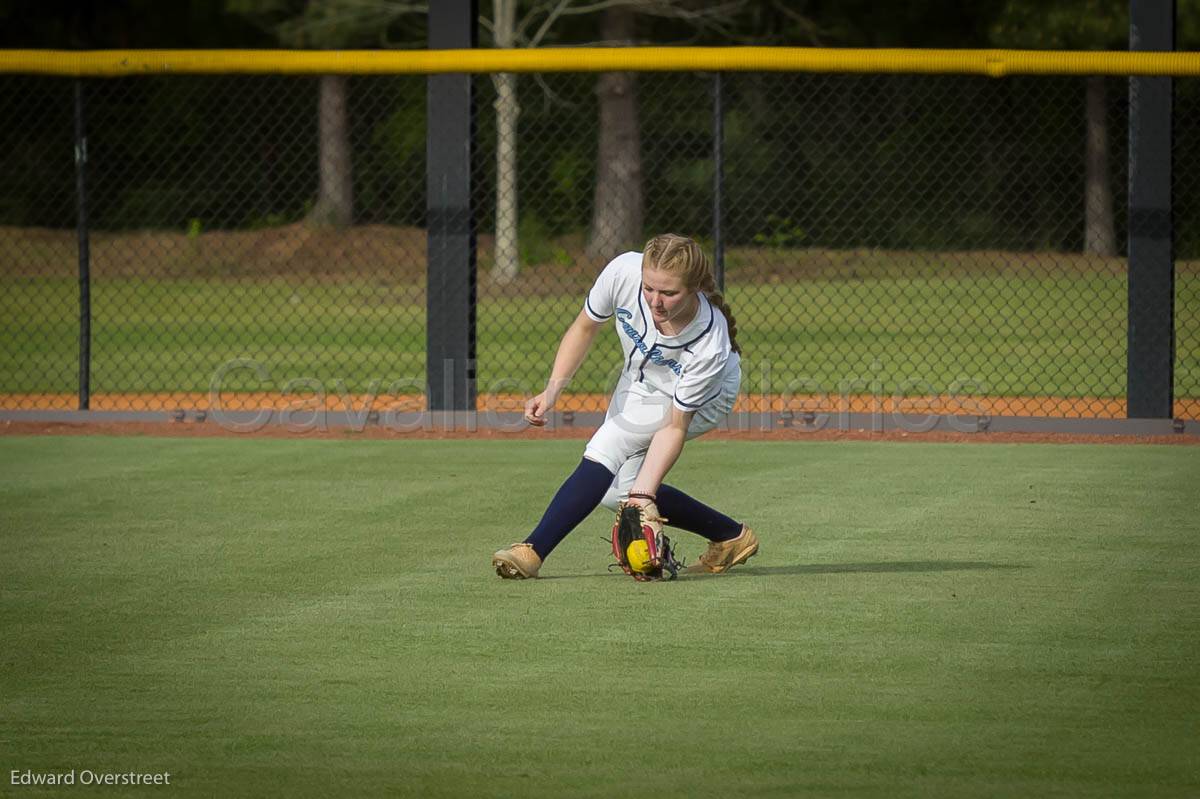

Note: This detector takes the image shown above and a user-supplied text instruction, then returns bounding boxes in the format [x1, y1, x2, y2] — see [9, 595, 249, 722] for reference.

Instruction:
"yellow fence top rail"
[2, 47, 1200, 78]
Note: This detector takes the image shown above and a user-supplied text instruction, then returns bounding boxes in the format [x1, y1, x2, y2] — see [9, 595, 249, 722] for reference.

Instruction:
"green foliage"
[371, 103, 424, 164]
[223, 0, 306, 27]
[549, 150, 587, 197]
[753, 214, 807, 249]
[5, 4, 1200, 257]
[225, 0, 425, 49]
[108, 185, 197, 230]
[990, 0, 1200, 48]
[243, 210, 294, 230]
[664, 158, 713, 195]
[358, 95, 427, 225]
[517, 214, 571, 267]
[989, 0, 1128, 48]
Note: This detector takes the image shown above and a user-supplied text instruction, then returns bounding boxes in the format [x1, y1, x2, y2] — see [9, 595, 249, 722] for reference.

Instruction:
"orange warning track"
[3, 392, 1196, 420]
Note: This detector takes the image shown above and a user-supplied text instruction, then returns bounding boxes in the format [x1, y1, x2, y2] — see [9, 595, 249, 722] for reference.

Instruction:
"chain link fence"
[1, 69, 1196, 419]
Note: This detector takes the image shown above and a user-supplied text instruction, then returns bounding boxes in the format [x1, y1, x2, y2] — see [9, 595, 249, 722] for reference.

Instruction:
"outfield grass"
[3, 274, 1198, 400]
[1, 436, 1197, 797]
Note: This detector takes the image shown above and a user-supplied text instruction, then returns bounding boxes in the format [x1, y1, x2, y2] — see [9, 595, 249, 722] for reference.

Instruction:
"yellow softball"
[626, 539, 654, 574]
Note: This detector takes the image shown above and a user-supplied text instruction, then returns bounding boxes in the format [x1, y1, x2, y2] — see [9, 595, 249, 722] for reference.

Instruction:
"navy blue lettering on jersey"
[615, 308, 682, 376]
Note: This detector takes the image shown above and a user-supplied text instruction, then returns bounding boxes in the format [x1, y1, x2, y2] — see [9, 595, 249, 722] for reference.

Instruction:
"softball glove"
[610, 495, 681, 582]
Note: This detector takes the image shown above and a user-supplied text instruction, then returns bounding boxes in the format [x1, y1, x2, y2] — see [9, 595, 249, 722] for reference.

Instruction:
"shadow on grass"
[539, 561, 1027, 581]
[728, 560, 1029, 577]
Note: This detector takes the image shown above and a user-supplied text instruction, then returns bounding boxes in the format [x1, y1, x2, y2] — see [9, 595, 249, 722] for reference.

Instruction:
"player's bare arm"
[627, 406, 693, 503]
[525, 309, 605, 426]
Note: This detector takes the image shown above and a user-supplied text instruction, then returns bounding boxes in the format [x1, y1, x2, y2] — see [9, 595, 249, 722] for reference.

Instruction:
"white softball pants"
[583, 369, 741, 511]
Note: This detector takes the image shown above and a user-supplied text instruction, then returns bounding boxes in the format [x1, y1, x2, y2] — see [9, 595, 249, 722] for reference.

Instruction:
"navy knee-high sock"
[656, 484, 742, 542]
[524, 458, 615, 560]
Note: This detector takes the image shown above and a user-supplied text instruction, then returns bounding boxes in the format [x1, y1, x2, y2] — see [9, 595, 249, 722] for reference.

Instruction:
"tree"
[586, 3, 642, 258]
[991, 0, 1200, 256]
[484, 0, 761, 280]
[483, 0, 641, 282]
[585, 0, 814, 259]
[487, 0, 522, 284]
[989, 1, 1125, 257]
[226, 0, 426, 229]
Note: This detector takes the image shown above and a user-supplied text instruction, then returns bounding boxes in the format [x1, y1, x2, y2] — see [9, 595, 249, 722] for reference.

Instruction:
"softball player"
[492, 234, 759, 579]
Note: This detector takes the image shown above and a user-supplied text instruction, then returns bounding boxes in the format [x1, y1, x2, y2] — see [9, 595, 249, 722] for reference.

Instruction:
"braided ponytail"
[698, 273, 742, 355]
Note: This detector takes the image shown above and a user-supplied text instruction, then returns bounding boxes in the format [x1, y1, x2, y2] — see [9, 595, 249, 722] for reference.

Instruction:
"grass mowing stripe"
[1, 437, 1197, 797]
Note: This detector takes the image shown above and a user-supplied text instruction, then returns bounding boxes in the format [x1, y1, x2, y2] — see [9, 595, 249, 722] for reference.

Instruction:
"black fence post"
[1127, 0, 1175, 418]
[427, 0, 477, 413]
[74, 79, 91, 411]
[712, 72, 725, 292]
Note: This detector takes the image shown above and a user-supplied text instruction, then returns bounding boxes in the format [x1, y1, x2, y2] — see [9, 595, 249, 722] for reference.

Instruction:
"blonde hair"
[641, 233, 741, 354]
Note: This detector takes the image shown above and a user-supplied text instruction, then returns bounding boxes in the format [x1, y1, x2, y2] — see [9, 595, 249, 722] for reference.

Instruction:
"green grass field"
[3, 274, 1198, 400]
[2, 436, 1197, 797]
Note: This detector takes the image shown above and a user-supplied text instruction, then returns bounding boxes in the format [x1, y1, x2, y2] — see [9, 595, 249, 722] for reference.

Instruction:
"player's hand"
[524, 392, 553, 427]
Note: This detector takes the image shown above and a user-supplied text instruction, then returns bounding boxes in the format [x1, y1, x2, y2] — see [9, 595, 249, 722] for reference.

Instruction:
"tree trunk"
[490, 0, 521, 284]
[586, 6, 643, 259]
[309, 74, 353, 228]
[492, 71, 521, 283]
[1083, 75, 1115, 257]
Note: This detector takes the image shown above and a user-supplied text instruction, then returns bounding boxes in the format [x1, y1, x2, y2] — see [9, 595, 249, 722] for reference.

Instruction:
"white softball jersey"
[581, 251, 742, 507]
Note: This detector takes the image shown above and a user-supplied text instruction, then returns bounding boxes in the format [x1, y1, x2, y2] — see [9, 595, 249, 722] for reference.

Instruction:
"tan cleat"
[492, 542, 542, 579]
[686, 526, 759, 574]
